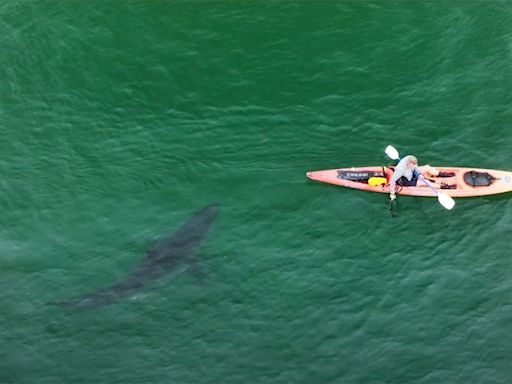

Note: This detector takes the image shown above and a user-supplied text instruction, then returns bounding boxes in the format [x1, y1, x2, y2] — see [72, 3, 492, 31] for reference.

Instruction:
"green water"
[1, 1, 512, 383]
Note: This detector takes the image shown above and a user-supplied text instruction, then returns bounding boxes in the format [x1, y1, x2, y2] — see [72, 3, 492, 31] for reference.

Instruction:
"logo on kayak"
[505, 176, 511, 183]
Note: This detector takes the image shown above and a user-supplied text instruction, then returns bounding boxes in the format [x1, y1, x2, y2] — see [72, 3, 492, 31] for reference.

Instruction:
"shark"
[54, 204, 220, 308]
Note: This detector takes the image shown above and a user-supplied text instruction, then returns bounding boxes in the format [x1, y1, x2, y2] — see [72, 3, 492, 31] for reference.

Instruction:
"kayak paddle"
[385, 145, 455, 210]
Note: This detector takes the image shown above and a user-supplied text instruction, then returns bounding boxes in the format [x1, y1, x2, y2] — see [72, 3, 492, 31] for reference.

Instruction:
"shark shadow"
[53, 204, 220, 309]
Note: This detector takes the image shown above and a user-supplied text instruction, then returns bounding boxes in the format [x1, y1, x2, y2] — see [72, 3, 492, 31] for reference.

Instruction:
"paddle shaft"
[417, 174, 440, 195]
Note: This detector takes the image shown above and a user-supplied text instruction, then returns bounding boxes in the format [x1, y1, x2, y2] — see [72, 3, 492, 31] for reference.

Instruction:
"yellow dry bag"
[368, 177, 387, 187]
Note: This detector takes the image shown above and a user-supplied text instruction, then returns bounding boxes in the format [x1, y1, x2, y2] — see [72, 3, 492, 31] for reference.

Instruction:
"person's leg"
[415, 171, 456, 189]
[399, 174, 454, 189]
[419, 164, 439, 177]
[415, 177, 443, 189]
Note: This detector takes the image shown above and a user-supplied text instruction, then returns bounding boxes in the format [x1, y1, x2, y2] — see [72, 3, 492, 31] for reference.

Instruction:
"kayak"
[306, 166, 512, 197]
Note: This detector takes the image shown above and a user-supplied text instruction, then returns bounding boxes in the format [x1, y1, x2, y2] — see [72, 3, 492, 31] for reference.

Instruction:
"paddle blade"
[438, 193, 455, 210]
[385, 145, 400, 160]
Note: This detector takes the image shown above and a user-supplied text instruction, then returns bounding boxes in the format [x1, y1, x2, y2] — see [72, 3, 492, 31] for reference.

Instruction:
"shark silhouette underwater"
[53, 204, 220, 309]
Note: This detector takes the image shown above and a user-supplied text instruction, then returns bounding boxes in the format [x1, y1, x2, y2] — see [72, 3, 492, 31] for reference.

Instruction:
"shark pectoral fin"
[145, 248, 159, 260]
[187, 259, 207, 283]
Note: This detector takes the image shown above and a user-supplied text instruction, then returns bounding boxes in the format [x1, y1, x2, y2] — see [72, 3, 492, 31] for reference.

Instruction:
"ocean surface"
[1, 1, 512, 383]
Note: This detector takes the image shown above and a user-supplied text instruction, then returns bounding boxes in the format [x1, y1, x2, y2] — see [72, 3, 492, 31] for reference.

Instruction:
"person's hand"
[390, 193, 396, 201]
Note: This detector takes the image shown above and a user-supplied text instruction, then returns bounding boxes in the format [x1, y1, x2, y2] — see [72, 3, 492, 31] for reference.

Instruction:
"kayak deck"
[306, 166, 512, 197]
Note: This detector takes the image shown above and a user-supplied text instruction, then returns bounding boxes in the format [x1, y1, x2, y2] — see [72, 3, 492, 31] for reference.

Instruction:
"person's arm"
[389, 164, 407, 200]
[389, 172, 399, 200]
[388, 157, 408, 200]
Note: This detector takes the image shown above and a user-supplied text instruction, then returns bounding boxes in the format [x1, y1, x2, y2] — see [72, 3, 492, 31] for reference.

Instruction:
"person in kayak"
[389, 155, 453, 200]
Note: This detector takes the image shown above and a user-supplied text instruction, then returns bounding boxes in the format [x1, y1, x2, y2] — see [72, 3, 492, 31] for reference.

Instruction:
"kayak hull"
[306, 166, 512, 197]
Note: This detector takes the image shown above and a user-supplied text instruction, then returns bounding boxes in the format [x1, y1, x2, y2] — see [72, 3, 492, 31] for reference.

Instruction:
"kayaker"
[389, 155, 445, 201]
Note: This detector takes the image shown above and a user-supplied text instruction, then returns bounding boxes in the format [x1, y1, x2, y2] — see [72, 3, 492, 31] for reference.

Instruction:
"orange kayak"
[306, 166, 512, 197]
